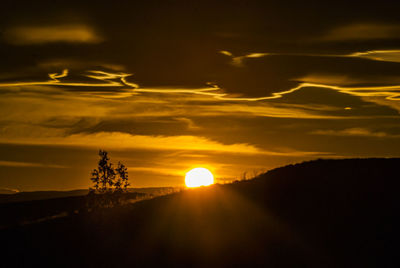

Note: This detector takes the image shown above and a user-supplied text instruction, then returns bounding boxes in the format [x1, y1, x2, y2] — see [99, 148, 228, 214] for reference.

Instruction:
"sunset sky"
[1, 0, 400, 191]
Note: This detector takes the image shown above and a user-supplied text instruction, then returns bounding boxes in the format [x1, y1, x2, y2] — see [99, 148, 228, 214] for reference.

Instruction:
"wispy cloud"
[0, 69, 139, 93]
[220, 50, 270, 67]
[3, 48, 400, 104]
[350, 50, 400, 63]
[0, 69, 227, 99]
[0, 131, 328, 157]
[297, 74, 367, 86]
[3, 24, 103, 45]
[321, 23, 400, 41]
[220, 48, 400, 67]
[304, 83, 400, 101]
[37, 59, 126, 71]
[297, 73, 400, 87]
[0, 160, 66, 168]
[311, 128, 400, 138]
[0, 69, 395, 121]
[0, 132, 264, 154]
[196, 103, 347, 119]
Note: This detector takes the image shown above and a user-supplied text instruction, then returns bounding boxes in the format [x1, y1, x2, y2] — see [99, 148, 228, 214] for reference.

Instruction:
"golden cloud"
[0, 160, 66, 168]
[350, 50, 400, 63]
[219, 50, 270, 67]
[311, 128, 399, 138]
[0, 132, 263, 154]
[0, 131, 326, 157]
[4, 24, 103, 45]
[322, 23, 400, 41]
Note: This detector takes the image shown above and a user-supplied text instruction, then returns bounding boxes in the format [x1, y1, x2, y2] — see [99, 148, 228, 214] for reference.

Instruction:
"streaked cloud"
[195, 103, 347, 119]
[0, 69, 139, 93]
[0, 160, 66, 168]
[219, 50, 233, 57]
[0, 131, 329, 157]
[350, 50, 400, 63]
[220, 50, 270, 67]
[307, 83, 400, 101]
[0, 132, 264, 154]
[297, 73, 400, 87]
[37, 59, 126, 72]
[321, 23, 400, 41]
[3, 24, 103, 45]
[297, 74, 367, 86]
[4, 47, 400, 103]
[0, 69, 396, 122]
[311, 128, 400, 138]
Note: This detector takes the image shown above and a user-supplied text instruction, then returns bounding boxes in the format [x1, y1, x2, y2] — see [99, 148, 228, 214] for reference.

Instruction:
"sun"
[185, 168, 214, 188]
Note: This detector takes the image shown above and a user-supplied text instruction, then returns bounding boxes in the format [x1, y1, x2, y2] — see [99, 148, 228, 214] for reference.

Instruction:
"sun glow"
[185, 168, 214, 188]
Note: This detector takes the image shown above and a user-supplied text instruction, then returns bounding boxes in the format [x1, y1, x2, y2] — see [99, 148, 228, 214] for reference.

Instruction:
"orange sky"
[1, 0, 400, 191]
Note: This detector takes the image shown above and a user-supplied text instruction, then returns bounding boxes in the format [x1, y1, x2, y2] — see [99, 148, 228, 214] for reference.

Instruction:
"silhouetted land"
[0, 187, 178, 229]
[1, 158, 399, 267]
[0, 187, 178, 204]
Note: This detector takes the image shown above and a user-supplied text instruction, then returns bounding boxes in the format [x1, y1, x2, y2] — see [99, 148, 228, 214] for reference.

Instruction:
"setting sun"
[185, 168, 214, 188]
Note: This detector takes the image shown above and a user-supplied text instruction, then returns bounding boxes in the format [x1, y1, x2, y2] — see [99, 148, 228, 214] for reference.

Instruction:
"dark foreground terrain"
[0, 187, 178, 204]
[1, 158, 399, 267]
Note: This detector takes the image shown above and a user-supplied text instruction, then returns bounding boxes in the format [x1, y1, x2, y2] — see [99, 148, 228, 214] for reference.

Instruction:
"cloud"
[322, 23, 400, 41]
[4, 47, 400, 103]
[3, 24, 103, 45]
[0, 73, 392, 126]
[297, 73, 400, 87]
[0, 132, 264, 154]
[219, 50, 233, 57]
[308, 83, 400, 101]
[223, 49, 400, 65]
[219, 50, 270, 67]
[311, 128, 400, 138]
[350, 50, 400, 63]
[37, 59, 126, 72]
[0, 131, 327, 157]
[0, 69, 139, 93]
[361, 96, 400, 114]
[0, 160, 66, 168]
[195, 102, 347, 119]
[174, 117, 201, 130]
[297, 74, 368, 86]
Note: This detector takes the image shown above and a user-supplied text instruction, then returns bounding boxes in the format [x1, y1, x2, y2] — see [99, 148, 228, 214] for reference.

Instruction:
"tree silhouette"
[88, 150, 130, 208]
[115, 162, 129, 192]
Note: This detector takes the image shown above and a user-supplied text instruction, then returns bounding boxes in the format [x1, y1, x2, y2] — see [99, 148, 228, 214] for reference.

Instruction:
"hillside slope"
[0, 187, 179, 204]
[2, 158, 399, 267]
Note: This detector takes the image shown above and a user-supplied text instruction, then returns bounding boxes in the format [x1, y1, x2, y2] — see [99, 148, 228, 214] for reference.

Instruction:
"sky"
[1, 0, 400, 191]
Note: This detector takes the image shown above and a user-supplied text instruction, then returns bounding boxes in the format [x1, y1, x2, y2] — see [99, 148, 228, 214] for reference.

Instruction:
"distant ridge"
[0, 188, 19, 194]
[0, 187, 179, 204]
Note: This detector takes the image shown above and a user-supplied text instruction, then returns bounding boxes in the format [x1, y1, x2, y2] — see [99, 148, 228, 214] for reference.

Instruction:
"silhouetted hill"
[0, 187, 180, 229]
[0, 187, 179, 204]
[0, 190, 88, 204]
[0, 192, 150, 229]
[1, 158, 399, 267]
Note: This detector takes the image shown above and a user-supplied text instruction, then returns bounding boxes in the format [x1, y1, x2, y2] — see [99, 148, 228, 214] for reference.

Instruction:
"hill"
[1, 158, 399, 267]
[0, 187, 179, 204]
[0, 187, 180, 228]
